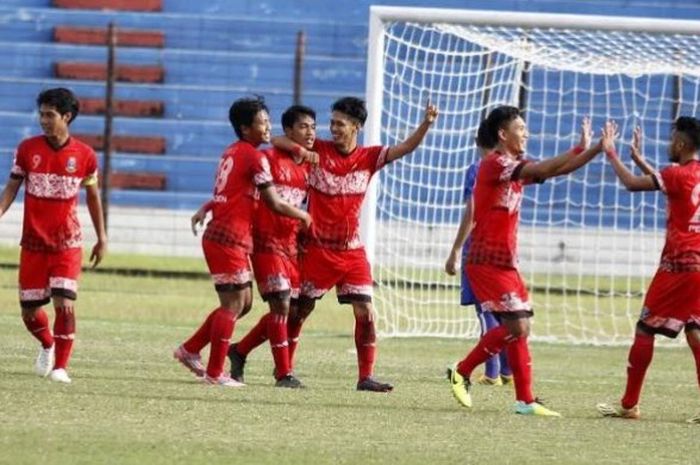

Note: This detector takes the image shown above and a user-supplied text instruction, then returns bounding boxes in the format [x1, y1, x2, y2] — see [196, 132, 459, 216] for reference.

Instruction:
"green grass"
[0, 252, 699, 465]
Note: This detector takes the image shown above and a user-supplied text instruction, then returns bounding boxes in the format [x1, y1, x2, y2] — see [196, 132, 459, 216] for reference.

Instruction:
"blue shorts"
[460, 245, 478, 306]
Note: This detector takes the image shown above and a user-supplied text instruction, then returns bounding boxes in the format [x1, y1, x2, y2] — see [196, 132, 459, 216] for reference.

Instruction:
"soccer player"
[271, 96, 438, 392]
[444, 120, 512, 386]
[448, 106, 612, 416]
[0, 87, 107, 384]
[209, 104, 316, 389]
[174, 97, 311, 387]
[596, 117, 700, 423]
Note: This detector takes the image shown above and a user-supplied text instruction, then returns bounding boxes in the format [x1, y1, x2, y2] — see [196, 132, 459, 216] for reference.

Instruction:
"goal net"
[362, 7, 700, 344]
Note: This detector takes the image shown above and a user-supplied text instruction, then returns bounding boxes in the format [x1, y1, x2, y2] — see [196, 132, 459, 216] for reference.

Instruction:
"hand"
[630, 126, 643, 162]
[577, 116, 593, 150]
[600, 120, 619, 156]
[299, 212, 312, 231]
[90, 240, 106, 269]
[297, 148, 319, 165]
[424, 101, 439, 125]
[191, 208, 207, 236]
[444, 250, 458, 276]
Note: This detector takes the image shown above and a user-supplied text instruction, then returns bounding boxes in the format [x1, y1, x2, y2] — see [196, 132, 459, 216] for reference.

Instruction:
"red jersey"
[467, 151, 531, 269]
[306, 139, 389, 250]
[10, 135, 98, 252]
[203, 140, 273, 252]
[253, 147, 310, 257]
[654, 160, 700, 272]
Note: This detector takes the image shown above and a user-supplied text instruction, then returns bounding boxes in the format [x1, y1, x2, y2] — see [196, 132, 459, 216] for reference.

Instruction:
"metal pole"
[293, 30, 306, 105]
[101, 22, 116, 231]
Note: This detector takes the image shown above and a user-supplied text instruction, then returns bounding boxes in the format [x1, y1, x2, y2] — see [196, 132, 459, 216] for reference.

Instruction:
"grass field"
[1, 248, 699, 465]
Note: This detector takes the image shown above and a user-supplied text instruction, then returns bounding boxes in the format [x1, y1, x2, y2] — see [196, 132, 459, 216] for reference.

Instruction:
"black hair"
[673, 116, 700, 150]
[281, 105, 316, 130]
[484, 105, 522, 147]
[36, 87, 80, 124]
[475, 118, 495, 150]
[331, 96, 367, 126]
[228, 96, 269, 139]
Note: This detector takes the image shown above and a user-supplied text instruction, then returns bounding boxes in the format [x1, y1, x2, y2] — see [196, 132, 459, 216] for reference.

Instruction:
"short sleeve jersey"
[203, 140, 273, 252]
[253, 147, 310, 257]
[10, 135, 98, 252]
[654, 160, 700, 272]
[306, 139, 389, 250]
[467, 151, 530, 269]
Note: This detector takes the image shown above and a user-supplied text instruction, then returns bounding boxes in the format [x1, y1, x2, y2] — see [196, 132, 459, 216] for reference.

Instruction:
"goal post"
[362, 6, 700, 343]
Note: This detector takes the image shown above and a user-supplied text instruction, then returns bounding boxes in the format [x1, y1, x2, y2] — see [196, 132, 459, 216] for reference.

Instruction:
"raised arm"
[605, 123, 658, 192]
[444, 196, 474, 276]
[629, 126, 657, 176]
[85, 184, 108, 268]
[0, 177, 22, 218]
[551, 117, 604, 176]
[385, 102, 439, 163]
[519, 118, 604, 181]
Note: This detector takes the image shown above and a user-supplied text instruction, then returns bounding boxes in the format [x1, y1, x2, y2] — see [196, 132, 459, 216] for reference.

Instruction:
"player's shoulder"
[68, 136, 96, 156]
[17, 135, 45, 152]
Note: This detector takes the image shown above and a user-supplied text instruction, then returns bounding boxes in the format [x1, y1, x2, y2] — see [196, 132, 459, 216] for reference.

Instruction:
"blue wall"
[0, 0, 698, 216]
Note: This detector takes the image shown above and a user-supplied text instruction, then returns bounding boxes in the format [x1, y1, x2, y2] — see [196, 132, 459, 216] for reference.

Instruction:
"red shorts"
[300, 246, 373, 304]
[202, 239, 252, 292]
[252, 252, 300, 301]
[639, 270, 700, 338]
[18, 247, 82, 308]
[465, 264, 532, 316]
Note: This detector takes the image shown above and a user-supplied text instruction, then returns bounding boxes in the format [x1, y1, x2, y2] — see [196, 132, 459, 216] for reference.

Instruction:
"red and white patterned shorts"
[202, 239, 252, 292]
[465, 264, 532, 316]
[639, 270, 700, 338]
[19, 247, 82, 308]
[299, 245, 373, 304]
[251, 252, 300, 301]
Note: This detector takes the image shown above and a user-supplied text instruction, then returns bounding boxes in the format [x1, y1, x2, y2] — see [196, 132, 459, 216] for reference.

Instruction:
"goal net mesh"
[370, 16, 700, 344]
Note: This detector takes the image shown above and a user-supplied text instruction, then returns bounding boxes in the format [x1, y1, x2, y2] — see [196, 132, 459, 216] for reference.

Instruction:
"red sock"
[53, 306, 75, 370]
[456, 325, 510, 378]
[505, 336, 535, 404]
[689, 336, 700, 389]
[355, 313, 376, 381]
[236, 312, 272, 357]
[183, 308, 218, 354]
[268, 313, 291, 379]
[22, 308, 54, 349]
[206, 308, 237, 378]
[621, 332, 655, 409]
[287, 313, 304, 372]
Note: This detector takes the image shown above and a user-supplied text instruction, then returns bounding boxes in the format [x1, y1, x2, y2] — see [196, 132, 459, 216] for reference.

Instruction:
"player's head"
[485, 105, 528, 156]
[282, 105, 316, 150]
[330, 97, 367, 149]
[228, 96, 271, 146]
[475, 118, 495, 156]
[669, 116, 700, 162]
[36, 88, 80, 138]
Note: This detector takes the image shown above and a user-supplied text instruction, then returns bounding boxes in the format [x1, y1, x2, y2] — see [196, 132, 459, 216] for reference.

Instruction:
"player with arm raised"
[597, 117, 700, 423]
[448, 106, 608, 416]
[444, 120, 511, 386]
[174, 97, 310, 387]
[0, 88, 107, 384]
[271, 96, 438, 391]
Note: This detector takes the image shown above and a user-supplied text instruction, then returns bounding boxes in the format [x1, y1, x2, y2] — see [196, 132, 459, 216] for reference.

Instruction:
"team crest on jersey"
[66, 156, 77, 173]
[32, 154, 42, 169]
